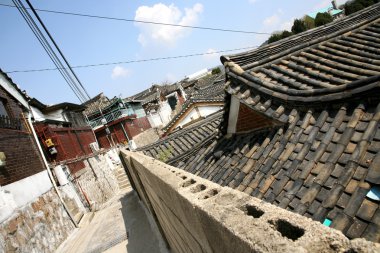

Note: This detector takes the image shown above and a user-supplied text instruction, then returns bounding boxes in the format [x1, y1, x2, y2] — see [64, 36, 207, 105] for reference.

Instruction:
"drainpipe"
[26, 111, 79, 227]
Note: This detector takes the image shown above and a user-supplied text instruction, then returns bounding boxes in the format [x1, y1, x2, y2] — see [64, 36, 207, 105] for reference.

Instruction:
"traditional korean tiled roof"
[163, 5, 380, 242]
[161, 77, 226, 134]
[82, 93, 120, 116]
[125, 83, 182, 106]
[138, 111, 223, 165]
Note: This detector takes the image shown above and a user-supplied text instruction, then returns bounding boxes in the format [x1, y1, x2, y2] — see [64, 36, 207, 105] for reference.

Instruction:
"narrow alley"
[56, 188, 169, 253]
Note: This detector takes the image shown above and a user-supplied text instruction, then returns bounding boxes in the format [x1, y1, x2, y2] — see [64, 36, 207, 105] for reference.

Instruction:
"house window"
[0, 100, 9, 117]
[0, 98, 21, 130]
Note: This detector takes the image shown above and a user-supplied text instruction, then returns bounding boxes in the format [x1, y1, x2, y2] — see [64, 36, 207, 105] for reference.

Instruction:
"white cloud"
[263, 9, 294, 32]
[111, 66, 131, 79]
[280, 19, 294, 31]
[134, 3, 203, 47]
[263, 14, 281, 27]
[248, 0, 260, 4]
[203, 48, 219, 61]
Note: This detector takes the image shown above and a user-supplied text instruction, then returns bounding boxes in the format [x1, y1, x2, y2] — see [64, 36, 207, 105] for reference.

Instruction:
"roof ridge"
[137, 110, 223, 151]
[222, 3, 380, 69]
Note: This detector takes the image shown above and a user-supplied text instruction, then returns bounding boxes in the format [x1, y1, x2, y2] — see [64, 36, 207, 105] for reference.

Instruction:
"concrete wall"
[120, 150, 380, 253]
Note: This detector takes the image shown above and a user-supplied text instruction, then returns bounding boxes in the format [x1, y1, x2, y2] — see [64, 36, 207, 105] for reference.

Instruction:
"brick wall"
[95, 116, 151, 149]
[34, 124, 96, 164]
[236, 103, 276, 133]
[0, 86, 45, 186]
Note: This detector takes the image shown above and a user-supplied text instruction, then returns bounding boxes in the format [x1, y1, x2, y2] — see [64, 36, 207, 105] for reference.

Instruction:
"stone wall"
[120, 150, 380, 253]
[69, 152, 119, 210]
[0, 188, 74, 253]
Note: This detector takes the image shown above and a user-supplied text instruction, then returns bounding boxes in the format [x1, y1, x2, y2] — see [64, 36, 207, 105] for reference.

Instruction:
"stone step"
[78, 212, 96, 228]
[117, 176, 128, 182]
[117, 178, 129, 184]
[74, 212, 84, 224]
[119, 182, 130, 189]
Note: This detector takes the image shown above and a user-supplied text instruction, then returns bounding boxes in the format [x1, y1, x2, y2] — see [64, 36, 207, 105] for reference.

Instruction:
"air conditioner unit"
[89, 142, 99, 152]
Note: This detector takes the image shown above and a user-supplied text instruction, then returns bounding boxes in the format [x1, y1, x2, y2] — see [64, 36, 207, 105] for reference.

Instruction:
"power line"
[12, 0, 88, 102]
[0, 3, 271, 35]
[24, 0, 91, 100]
[4, 45, 260, 74]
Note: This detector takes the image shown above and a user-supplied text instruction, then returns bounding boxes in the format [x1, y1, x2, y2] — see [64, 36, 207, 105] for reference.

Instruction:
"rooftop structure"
[139, 3, 380, 242]
[308, 2, 344, 19]
[161, 75, 225, 135]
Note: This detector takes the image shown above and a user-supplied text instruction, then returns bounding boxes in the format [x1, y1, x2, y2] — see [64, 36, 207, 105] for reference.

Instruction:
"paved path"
[56, 189, 169, 253]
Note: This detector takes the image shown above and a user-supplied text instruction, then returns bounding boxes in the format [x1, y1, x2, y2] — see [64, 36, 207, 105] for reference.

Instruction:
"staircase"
[65, 197, 85, 225]
[115, 165, 131, 193]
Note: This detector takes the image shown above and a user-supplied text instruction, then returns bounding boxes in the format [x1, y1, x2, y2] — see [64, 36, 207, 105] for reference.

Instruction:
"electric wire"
[0, 2, 271, 35]
[24, 0, 91, 100]
[4, 45, 260, 74]
[12, 0, 87, 102]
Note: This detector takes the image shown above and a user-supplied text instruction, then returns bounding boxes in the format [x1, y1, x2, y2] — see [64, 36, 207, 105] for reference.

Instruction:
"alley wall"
[121, 150, 380, 253]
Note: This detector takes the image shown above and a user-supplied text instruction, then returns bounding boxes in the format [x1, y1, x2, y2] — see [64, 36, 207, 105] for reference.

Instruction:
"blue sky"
[1, 0, 348, 104]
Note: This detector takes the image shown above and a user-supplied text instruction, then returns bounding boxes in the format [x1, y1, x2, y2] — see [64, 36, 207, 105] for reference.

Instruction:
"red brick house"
[0, 70, 46, 187]
[29, 98, 97, 173]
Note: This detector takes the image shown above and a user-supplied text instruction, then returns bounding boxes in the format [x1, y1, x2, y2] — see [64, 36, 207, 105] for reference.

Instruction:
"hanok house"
[161, 75, 225, 136]
[126, 83, 187, 128]
[29, 98, 97, 173]
[0, 69, 47, 194]
[83, 93, 151, 149]
[0, 70, 74, 251]
[139, 3, 380, 242]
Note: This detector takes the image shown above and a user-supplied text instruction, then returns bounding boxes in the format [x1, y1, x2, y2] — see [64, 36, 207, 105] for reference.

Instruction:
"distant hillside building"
[83, 93, 151, 149]
[308, 1, 344, 20]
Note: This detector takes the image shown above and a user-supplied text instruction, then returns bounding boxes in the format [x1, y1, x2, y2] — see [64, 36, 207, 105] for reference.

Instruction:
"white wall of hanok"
[0, 170, 52, 223]
[147, 101, 172, 128]
[31, 106, 66, 122]
[0, 73, 29, 109]
[176, 105, 223, 129]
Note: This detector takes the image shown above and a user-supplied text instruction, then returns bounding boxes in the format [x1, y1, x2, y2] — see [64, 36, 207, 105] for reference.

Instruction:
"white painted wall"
[158, 101, 172, 125]
[147, 101, 173, 128]
[0, 170, 52, 222]
[30, 106, 46, 121]
[198, 105, 223, 117]
[176, 105, 223, 129]
[31, 106, 66, 122]
[178, 108, 200, 127]
[147, 113, 162, 128]
[0, 73, 29, 109]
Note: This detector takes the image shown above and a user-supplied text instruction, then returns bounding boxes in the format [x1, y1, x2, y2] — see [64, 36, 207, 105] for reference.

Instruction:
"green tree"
[291, 19, 307, 34]
[211, 67, 221, 75]
[303, 15, 315, 30]
[314, 12, 333, 27]
[268, 31, 294, 44]
[268, 32, 283, 44]
[344, 0, 378, 15]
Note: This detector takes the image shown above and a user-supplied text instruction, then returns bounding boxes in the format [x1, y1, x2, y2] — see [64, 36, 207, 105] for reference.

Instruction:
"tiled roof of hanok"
[125, 83, 182, 106]
[161, 77, 226, 134]
[168, 5, 380, 242]
[138, 111, 223, 165]
[82, 93, 120, 116]
[183, 73, 224, 97]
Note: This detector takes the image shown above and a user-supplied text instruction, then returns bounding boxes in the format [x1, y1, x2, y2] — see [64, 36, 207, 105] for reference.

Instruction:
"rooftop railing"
[88, 108, 134, 129]
[0, 115, 22, 130]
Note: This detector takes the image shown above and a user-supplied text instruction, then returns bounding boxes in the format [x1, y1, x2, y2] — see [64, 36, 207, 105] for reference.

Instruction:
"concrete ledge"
[120, 150, 380, 253]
